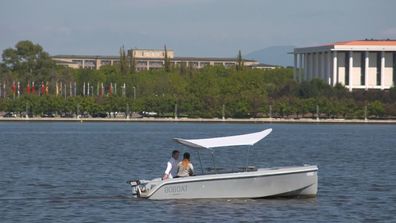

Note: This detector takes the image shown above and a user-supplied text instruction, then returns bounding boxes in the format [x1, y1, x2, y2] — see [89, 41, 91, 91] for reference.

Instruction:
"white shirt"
[176, 161, 194, 177]
[164, 157, 178, 179]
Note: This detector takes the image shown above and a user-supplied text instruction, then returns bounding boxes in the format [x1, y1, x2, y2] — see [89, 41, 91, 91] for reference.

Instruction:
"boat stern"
[127, 178, 161, 198]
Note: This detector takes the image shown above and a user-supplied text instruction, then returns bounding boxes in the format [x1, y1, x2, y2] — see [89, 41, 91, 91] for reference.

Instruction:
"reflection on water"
[0, 122, 395, 222]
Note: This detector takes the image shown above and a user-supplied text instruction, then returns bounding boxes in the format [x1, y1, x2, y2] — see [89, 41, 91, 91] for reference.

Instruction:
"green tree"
[119, 46, 128, 75]
[164, 45, 171, 72]
[2, 40, 55, 81]
[368, 100, 385, 118]
[236, 50, 244, 71]
[128, 50, 136, 73]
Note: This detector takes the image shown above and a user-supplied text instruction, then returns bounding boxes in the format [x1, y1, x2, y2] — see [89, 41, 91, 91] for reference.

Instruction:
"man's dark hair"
[172, 150, 180, 156]
[183, 152, 190, 160]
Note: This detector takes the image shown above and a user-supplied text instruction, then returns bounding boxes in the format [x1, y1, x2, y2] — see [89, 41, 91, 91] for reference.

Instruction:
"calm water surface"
[0, 122, 395, 222]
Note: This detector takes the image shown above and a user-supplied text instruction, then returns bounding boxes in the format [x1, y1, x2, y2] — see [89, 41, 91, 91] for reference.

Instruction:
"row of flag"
[81, 82, 126, 97]
[0, 81, 128, 98]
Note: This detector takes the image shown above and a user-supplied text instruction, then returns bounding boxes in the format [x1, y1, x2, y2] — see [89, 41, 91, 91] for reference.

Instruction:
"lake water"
[0, 122, 395, 222]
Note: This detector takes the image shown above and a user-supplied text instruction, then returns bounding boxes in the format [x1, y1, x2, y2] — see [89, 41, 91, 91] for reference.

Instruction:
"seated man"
[176, 152, 194, 177]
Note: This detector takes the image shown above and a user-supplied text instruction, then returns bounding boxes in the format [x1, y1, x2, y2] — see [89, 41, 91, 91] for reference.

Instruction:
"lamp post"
[222, 104, 225, 121]
[77, 104, 80, 119]
[126, 103, 130, 120]
[174, 103, 178, 120]
[25, 102, 29, 119]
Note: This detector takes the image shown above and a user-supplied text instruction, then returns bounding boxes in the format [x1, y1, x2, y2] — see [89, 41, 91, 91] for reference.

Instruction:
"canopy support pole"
[245, 148, 250, 172]
[211, 150, 217, 174]
[197, 151, 204, 175]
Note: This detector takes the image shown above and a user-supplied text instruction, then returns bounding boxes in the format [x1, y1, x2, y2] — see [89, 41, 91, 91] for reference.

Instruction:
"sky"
[0, 0, 395, 57]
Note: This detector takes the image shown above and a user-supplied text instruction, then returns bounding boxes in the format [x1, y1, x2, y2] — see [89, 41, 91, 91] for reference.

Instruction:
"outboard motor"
[127, 179, 141, 197]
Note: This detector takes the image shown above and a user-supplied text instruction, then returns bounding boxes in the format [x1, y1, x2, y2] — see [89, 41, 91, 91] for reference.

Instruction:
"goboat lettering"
[164, 185, 187, 193]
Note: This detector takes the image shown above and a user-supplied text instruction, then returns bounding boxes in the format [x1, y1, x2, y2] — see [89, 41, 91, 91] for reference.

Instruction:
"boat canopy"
[174, 129, 272, 149]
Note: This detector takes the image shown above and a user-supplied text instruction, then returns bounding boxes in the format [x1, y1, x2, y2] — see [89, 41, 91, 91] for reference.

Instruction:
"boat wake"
[0, 195, 131, 202]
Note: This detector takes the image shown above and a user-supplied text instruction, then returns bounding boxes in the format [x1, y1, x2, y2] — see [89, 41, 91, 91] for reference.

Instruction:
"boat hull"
[131, 165, 318, 200]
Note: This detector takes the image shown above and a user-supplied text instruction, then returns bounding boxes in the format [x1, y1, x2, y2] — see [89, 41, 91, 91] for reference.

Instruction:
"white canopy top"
[173, 128, 272, 149]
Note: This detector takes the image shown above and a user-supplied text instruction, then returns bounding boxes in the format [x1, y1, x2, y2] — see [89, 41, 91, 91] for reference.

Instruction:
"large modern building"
[52, 49, 261, 71]
[293, 40, 396, 91]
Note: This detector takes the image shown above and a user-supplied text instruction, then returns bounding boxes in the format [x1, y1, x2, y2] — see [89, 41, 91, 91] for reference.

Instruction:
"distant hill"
[246, 45, 295, 67]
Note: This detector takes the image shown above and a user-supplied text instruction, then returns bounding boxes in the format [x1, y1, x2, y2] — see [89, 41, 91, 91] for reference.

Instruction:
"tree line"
[0, 40, 395, 119]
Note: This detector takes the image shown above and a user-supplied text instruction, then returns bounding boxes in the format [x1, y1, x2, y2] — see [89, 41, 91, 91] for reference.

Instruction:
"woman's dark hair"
[183, 152, 190, 160]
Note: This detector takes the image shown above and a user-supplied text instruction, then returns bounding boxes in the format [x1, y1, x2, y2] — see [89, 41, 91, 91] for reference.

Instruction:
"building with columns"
[293, 40, 396, 91]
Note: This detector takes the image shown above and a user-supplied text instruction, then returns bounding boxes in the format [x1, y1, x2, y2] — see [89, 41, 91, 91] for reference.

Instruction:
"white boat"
[128, 129, 318, 200]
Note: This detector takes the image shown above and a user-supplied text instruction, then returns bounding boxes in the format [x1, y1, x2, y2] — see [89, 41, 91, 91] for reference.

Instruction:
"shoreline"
[0, 117, 396, 124]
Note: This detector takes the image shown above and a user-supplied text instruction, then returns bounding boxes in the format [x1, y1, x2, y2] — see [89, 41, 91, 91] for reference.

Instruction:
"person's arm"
[162, 162, 172, 180]
[189, 163, 194, 176]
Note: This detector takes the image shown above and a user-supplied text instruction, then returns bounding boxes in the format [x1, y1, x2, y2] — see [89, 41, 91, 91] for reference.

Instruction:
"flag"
[26, 82, 30, 94]
[122, 83, 126, 97]
[12, 81, 16, 96]
[41, 81, 45, 96]
[114, 83, 117, 95]
[109, 83, 113, 96]
[31, 81, 35, 94]
[87, 82, 90, 96]
[45, 81, 49, 95]
[83, 82, 86, 96]
[56, 81, 59, 96]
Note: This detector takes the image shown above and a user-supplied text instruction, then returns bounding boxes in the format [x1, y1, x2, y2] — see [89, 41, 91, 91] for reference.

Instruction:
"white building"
[130, 48, 175, 59]
[293, 40, 396, 91]
[52, 49, 259, 71]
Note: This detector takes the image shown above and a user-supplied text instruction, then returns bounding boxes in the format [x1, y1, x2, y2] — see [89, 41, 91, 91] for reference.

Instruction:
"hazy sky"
[1, 0, 395, 57]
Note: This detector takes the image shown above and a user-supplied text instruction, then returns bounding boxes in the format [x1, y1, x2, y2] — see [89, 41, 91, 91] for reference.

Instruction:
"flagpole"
[74, 81, 77, 96]
[17, 81, 20, 98]
[56, 81, 58, 96]
[3, 82, 5, 98]
[12, 81, 16, 99]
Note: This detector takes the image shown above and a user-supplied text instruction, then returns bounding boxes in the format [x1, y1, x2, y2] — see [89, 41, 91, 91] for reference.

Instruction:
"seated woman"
[176, 152, 194, 177]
